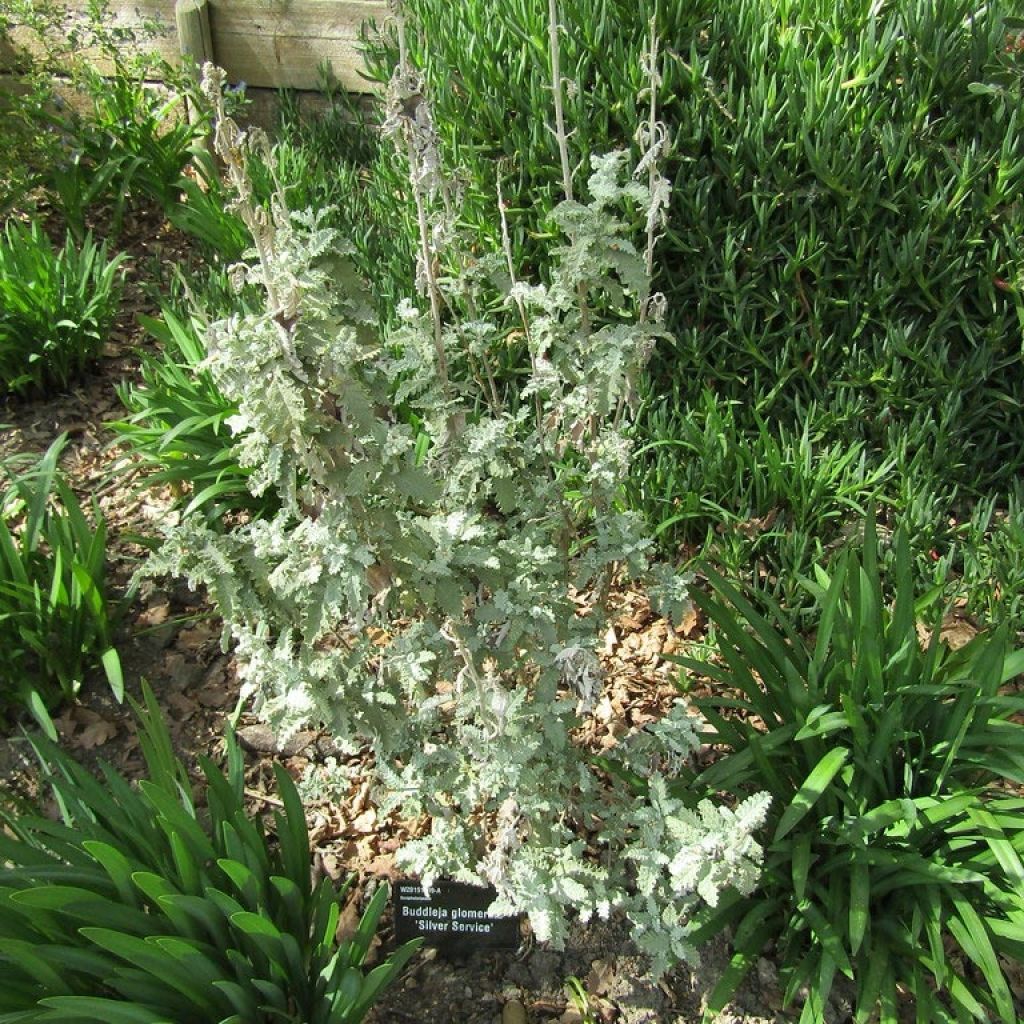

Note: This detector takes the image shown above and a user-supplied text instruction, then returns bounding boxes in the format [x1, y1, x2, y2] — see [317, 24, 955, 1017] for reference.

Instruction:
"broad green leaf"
[212, 980, 259, 1020]
[791, 832, 811, 902]
[353, 885, 388, 963]
[845, 798, 916, 843]
[797, 899, 852, 977]
[82, 841, 137, 906]
[848, 862, 869, 956]
[12, 885, 109, 911]
[948, 898, 1014, 1023]
[774, 749, 848, 842]
[0, 938, 70, 992]
[271, 762, 311, 891]
[27, 690, 57, 741]
[100, 647, 124, 702]
[37, 996, 167, 1023]
[967, 806, 1024, 884]
[702, 948, 755, 1019]
[794, 706, 849, 741]
[229, 910, 283, 939]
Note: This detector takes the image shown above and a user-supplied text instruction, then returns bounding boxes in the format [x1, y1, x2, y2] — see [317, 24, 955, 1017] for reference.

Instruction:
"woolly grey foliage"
[148, 62, 768, 971]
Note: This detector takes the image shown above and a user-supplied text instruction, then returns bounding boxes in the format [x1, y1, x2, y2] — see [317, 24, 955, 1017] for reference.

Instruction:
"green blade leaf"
[774, 748, 849, 842]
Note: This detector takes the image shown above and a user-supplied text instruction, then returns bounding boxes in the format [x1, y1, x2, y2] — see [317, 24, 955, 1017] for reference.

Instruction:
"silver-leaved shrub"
[147, 39, 769, 971]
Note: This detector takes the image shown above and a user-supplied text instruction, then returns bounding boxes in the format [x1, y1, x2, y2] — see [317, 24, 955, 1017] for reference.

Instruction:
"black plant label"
[393, 879, 522, 954]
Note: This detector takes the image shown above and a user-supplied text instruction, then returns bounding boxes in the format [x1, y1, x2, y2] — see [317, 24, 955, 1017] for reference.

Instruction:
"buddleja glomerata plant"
[147, 21, 768, 969]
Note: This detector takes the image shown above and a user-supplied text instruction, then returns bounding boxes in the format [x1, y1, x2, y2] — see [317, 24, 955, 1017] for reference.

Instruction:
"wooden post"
[175, 0, 214, 71]
[175, 0, 215, 162]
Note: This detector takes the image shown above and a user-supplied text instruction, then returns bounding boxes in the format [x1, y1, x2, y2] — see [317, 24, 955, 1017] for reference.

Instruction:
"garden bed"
[0, 219, 784, 1021]
[4, 2, 1024, 1021]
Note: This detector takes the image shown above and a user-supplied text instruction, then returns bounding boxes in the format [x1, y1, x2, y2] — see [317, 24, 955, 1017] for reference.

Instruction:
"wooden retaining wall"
[7, 0, 389, 94]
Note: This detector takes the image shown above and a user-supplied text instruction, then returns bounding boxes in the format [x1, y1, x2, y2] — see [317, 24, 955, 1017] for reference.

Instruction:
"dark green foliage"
[630, 389, 892, 606]
[166, 150, 250, 265]
[111, 309, 278, 524]
[646, 0, 1024, 474]
[674, 515, 1024, 1023]
[0, 222, 124, 396]
[361, 0, 1024, 609]
[47, 71, 202, 240]
[0, 684, 421, 1023]
[952, 487, 1024, 625]
[0, 436, 122, 739]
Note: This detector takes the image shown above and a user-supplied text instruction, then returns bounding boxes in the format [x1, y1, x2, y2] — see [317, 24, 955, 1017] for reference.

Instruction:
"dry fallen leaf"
[585, 959, 616, 997]
[363, 853, 397, 879]
[166, 691, 197, 721]
[75, 712, 118, 750]
[351, 808, 377, 834]
[677, 601, 700, 638]
[335, 894, 364, 944]
[319, 852, 344, 881]
[136, 598, 170, 628]
[53, 707, 77, 742]
[502, 1000, 528, 1024]
[917, 614, 979, 652]
[335, 891, 382, 966]
[197, 680, 233, 709]
[939, 615, 978, 651]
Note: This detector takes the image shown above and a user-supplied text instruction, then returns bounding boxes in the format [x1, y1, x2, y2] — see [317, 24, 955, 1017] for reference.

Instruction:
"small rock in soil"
[164, 651, 204, 691]
[501, 999, 527, 1024]
[236, 723, 318, 757]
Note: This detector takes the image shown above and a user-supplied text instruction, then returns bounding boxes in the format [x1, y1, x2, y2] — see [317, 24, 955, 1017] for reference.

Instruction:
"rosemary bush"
[0, 685, 419, 1022]
[147, 39, 768, 968]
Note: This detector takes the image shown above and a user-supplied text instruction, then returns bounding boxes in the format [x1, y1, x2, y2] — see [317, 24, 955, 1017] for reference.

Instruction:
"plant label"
[393, 879, 522, 954]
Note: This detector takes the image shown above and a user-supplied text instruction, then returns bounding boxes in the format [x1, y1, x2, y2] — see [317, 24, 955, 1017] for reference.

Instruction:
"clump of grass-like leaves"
[0, 684, 421, 1022]
[0, 435, 122, 738]
[0, 221, 124, 396]
[676, 515, 1024, 1023]
[630, 388, 893, 605]
[112, 308, 278, 525]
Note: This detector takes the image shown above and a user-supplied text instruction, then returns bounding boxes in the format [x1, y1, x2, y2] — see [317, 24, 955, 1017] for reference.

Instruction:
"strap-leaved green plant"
[675, 515, 1024, 1022]
[0, 435, 122, 738]
[0, 683, 420, 1023]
